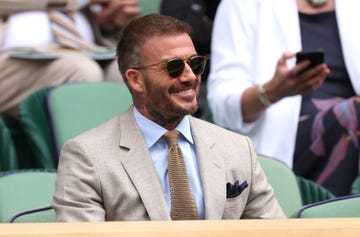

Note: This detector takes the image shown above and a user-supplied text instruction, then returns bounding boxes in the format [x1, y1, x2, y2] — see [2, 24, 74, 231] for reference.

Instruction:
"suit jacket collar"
[118, 108, 170, 220]
[189, 117, 225, 219]
[117, 110, 226, 220]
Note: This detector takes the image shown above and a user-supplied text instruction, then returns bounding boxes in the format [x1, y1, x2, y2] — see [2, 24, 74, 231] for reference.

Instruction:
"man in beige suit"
[52, 14, 286, 221]
[0, 0, 140, 118]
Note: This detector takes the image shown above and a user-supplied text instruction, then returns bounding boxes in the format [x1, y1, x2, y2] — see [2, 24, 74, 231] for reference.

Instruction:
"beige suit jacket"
[52, 108, 285, 221]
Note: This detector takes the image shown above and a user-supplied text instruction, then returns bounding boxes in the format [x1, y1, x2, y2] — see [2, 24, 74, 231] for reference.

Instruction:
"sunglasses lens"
[167, 59, 185, 78]
[165, 56, 207, 78]
[189, 56, 206, 75]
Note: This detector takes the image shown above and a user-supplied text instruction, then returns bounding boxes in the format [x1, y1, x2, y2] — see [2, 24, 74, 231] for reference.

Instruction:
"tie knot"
[163, 130, 180, 147]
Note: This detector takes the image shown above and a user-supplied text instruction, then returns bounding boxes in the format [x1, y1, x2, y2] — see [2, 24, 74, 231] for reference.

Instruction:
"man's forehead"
[143, 33, 192, 44]
[141, 34, 196, 58]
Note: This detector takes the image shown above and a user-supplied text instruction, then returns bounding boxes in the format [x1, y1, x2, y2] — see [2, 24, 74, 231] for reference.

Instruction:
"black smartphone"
[296, 51, 324, 70]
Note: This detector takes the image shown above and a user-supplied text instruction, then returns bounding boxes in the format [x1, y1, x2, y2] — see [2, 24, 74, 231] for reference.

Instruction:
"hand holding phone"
[296, 50, 325, 70]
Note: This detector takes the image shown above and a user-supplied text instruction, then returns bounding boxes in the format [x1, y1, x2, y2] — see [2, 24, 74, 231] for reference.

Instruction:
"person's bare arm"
[91, 0, 140, 28]
[241, 52, 330, 123]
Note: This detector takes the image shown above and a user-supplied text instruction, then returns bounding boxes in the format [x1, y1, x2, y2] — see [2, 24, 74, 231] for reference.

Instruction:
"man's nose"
[179, 63, 197, 81]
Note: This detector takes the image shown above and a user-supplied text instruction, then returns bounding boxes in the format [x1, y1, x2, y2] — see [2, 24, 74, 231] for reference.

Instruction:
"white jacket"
[207, 0, 360, 168]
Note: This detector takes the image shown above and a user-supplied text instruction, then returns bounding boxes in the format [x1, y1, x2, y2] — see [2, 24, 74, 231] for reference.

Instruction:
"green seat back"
[296, 176, 335, 205]
[46, 82, 132, 154]
[0, 117, 18, 171]
[10, 206, 55, 223]
[0, 170, 56, 222]
[138, 0, 161, 16]
[351, 176, 360, 194]
[297, 194, 360, 218]
[18, 88, 57, 169]
[258, 155, 303, 217]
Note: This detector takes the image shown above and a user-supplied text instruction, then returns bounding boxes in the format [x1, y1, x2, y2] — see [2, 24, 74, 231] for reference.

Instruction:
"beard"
[143, 75, 200, 127]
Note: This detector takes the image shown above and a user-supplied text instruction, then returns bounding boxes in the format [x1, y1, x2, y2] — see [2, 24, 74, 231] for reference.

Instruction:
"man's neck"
[135, 106, 184, 130]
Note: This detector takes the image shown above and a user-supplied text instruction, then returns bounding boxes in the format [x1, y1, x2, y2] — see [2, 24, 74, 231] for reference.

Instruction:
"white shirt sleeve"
[207, 0, 260, 133]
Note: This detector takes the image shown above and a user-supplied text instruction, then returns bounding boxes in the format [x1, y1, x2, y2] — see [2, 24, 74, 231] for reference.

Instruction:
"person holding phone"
[207, 0, 360, 196]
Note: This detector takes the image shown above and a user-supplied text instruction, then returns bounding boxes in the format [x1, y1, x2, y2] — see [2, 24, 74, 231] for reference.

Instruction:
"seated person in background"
[207, 0, 360, 196]
[0, 0, 140, 118]
[160, 0, 221, 119]
[52, 14, 285, 221]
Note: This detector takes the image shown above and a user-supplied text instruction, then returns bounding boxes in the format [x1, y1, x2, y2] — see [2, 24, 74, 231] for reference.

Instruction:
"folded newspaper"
[1, 44, 116, 61]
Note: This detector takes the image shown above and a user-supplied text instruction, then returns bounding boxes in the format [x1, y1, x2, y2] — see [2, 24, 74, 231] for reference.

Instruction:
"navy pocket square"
[226, 180, 248, 198]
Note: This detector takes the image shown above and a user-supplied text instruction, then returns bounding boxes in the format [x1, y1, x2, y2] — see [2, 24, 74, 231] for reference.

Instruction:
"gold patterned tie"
[163, 130, 199, 220]
[48, 10, 94, 50]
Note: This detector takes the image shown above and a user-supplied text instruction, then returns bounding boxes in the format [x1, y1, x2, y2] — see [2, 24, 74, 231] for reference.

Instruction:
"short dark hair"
[116, 14, 192, 81]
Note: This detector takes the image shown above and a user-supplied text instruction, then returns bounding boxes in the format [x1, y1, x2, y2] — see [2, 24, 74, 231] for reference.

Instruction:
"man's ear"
[125, 69, 145, 93]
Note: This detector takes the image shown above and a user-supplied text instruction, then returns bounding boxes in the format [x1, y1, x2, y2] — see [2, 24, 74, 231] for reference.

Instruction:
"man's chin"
[177, 103, 198, 116]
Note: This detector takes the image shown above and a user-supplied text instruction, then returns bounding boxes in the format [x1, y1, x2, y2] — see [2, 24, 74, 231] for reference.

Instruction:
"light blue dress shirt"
[133, 107, 205, 219]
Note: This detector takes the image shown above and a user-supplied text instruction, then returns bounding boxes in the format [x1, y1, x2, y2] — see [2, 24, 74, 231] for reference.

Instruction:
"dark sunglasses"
[133, 55, 208, 78]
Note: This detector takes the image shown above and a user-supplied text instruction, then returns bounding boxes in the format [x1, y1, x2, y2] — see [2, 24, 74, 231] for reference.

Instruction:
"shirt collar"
[133, 107, 194, 148]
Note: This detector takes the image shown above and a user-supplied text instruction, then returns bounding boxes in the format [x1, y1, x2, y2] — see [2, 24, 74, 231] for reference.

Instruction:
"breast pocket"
[223, 195, 246, 219]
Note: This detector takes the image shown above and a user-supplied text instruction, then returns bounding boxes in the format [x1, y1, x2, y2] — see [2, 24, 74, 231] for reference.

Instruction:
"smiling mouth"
[179, 89, 193, 94]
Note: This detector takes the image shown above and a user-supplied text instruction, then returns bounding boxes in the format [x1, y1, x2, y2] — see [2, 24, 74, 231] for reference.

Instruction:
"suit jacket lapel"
[190, 118, 225, 219]
[118, 109, 170, 220]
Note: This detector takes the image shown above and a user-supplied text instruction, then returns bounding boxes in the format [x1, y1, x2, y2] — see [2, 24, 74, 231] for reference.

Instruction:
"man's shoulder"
[190, 116, 248, 140]
[71, 114, 122, 143]
[69, 108, 136, 144]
